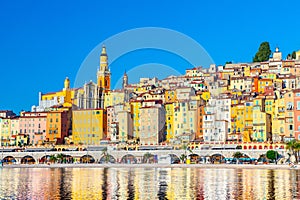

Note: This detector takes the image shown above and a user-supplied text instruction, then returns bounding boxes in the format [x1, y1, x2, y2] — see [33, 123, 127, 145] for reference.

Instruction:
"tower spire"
[123, 69, 128, 89]
[97, 45, 111, 93]
[100, 45, 108, 71]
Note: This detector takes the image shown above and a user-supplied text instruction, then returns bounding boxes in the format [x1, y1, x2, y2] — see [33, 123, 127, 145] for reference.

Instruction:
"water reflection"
[0, 167, 299, 199]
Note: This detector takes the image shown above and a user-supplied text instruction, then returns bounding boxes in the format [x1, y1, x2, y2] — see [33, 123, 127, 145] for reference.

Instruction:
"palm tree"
[294, 142, 300, 163]
[101, 148, 110, 163]
[49, 155, 57, 163]
[143, 152, 153, 163]
[56, 153, 65, 164]
[180, 154, 187, 164]
[180, 144, 193, 163]
[286, 140, 299, 163]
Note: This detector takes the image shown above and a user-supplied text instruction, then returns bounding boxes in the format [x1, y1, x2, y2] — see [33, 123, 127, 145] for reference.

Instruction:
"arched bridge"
[0, 149, 287, 164]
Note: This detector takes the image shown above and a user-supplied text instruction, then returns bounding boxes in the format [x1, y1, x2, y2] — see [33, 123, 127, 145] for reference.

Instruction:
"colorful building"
[72, 109, 105, 145]
[46, 110, 70, 144]
[19, 112, 47, 145]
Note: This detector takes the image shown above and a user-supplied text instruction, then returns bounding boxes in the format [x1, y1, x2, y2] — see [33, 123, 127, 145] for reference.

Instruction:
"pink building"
[19, 112, 47, 145]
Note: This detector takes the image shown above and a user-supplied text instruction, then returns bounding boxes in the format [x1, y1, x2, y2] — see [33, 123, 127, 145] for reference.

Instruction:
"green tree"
[143, 152, 153, 164]
[179, 154, 187, 164]
[292, 51, 296, 59]
[287, 51, 296, 60]
[266, 150, 278, 162]
[233, 152, 243, 159]
[49, 155, 57, 163]
[286, 140, 300, 163]
[253, 42, 271, 62]
[56, 153, 65, 164]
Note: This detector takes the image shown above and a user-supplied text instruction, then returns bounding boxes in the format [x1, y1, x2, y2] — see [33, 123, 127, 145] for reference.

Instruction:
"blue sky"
[1, 0, 300, 113]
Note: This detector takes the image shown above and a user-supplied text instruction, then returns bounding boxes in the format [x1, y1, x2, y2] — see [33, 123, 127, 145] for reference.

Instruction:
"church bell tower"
[97, 45, 111, 92]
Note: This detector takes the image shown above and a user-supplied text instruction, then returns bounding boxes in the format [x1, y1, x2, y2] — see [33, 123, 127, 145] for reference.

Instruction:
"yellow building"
[0, 118, 11, 146]
[260, 73, 277, 80]
[252, 97, 272, 142]
[243, 101, 253, 142]
[16, 134, 28, 146]
[243, 65, 251, 76]
[104, 90, 126, 109]
[165, 90, 177, 103]
[265, 96, 275, 116]
[272, 92, 285, 142]
[230, 103, 245, 140]
[41, 77, 76, 108]
[165, 103, 174, 141]
[72, 109, 105, 145]
[130, 100, 142, 139]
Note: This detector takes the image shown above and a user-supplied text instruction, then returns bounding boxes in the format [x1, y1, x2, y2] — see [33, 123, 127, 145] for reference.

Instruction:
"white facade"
[203, 97, 231, 142]
[31, 92, 64, 112]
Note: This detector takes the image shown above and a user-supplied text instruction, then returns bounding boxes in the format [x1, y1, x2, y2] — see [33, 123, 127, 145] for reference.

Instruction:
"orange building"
[258, 78, 273, 94]
[196, 105, 205, 141]
[46, 110, 70, 144]
[252, 77, 259, 93]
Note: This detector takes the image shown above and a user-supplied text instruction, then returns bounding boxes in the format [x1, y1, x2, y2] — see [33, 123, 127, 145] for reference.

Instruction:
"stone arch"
[121, 154, 137, 164]
[21, 155, 36, 164]
[210, 153, 225, 164]
[39, 155, 51, 164]
[80, 155, 95, 163]
[99, 154, 116, 163]
[169, 154, 180, 164]
[2, 156, 16, 164]
[189, 153, 200, 164]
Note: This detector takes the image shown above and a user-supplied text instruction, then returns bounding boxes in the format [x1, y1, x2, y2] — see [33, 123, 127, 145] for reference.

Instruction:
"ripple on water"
[0, 167, 299, 199]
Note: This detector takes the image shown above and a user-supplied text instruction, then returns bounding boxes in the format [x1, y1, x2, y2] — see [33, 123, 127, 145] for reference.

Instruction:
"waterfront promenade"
[1, 163, 298, 170]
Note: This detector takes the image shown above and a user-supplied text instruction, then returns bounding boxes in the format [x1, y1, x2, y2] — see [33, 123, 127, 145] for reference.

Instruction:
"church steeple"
[64, 77, 70, 90]
[123, 70, 128, 89]
[97, 45, 111, 92]
[100, 45, 108, 71]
